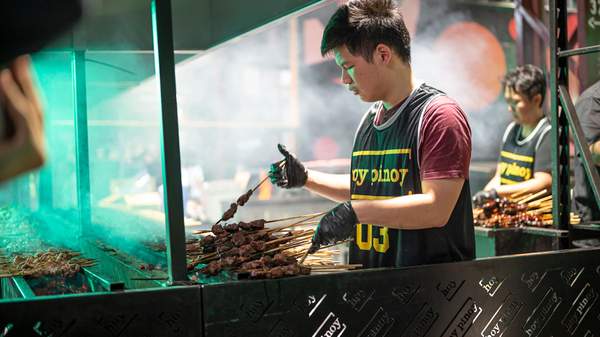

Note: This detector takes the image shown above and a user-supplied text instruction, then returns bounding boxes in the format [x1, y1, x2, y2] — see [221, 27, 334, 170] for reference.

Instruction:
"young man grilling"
[473, 65, 552, 205]
[269, 0, 474, 268]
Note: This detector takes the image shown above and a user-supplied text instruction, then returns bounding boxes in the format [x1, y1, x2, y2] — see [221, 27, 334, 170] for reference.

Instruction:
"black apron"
[349, 83, 475, 268]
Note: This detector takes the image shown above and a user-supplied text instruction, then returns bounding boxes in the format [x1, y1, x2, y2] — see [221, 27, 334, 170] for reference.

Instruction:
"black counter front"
[2, 248, 600, 337]
[202, 247, 599, 337]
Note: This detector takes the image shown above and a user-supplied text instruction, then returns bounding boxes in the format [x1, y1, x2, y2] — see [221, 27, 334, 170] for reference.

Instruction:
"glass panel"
[173, 3, 367, 230]
[85, 51, 169, 283]
[0, 4, 170, 298]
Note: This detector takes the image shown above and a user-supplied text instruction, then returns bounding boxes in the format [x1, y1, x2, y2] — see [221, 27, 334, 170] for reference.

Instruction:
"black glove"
[269, 144, 307, 189]
[472, 189, 498, 206]
[308, 201, 357, 254]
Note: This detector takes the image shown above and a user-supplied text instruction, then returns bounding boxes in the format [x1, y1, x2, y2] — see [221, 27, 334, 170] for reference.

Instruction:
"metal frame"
[151, 0, 187, 283]
[68, 0, 188, 283]
[549, 0, 600, 229]
[515, 0, 547, 66]
[72, 50, 92, 233]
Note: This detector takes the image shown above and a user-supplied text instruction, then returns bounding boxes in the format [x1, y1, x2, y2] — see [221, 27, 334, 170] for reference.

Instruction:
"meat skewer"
[213, 161, 286, 227]
[190, 210, 356, 279]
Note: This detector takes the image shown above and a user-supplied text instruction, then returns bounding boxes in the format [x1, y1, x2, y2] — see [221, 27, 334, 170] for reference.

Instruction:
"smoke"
[84, 0, 514, 226]
[410, 0, 511, 161]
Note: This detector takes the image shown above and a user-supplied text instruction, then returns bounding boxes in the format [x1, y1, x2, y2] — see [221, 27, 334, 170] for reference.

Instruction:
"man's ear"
[374, 43, 392, 64]
[532, 93, 542, 107]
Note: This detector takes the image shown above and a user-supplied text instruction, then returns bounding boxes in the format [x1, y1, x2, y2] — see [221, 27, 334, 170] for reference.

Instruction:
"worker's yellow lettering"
[352, 169, 369, 186]
[356, 224, 389, 253]
[498, 161, 532, 180]
[356, 224, 372, 250]
[370, 168, 408, 187]
[372, 226, 389, 253]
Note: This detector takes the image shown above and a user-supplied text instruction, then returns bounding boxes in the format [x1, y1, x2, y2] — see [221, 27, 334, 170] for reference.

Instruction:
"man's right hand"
[472, 189, 498, 206]
[269, 144, 307, 189]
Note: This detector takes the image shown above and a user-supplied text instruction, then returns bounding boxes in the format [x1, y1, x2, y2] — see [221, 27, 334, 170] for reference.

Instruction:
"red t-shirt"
[375, 95, 471, 180]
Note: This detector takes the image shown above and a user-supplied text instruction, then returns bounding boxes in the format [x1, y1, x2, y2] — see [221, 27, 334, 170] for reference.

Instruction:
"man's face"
[504, 87, 539, 124]
[334, 45, 383, 102]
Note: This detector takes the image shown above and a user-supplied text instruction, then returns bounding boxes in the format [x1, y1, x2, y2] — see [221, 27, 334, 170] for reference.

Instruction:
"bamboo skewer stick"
[195, 210, 323, 236]
[254, 160, 286, 192]
[308, 264, 362, 270]
[191, 229, 212, 235]
[526, 195, 553, 207]
[265, 212, 324, 224]
[509, 190, 530, 199]
[299, 249, 310, 264]
[263, 239, 311, 255]
[299, 239, 353, 265]
[264, 231, 313, 246]
[518, 189, 548, 204]
[264, 212, 326, 234]
[513, 193, 534, 203]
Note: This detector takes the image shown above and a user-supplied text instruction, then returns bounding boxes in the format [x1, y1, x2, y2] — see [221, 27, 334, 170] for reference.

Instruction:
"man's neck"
[382, 67, 413, 110]
[520, 113, 544, 138]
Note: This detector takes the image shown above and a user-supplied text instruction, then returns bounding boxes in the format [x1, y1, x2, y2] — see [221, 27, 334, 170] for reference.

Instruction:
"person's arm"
[590, 140, 600, 166]
[483, 165, 501, 191]
[304, 170, 351, 202]
[493, 172, 552, 196]
[352, 178, 464, 229]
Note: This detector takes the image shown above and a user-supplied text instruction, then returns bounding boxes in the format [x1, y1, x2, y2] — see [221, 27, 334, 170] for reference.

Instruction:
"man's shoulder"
[423, 95, 467, 121]
[576, 81, 600, 110]
[427, 95, 460, 109]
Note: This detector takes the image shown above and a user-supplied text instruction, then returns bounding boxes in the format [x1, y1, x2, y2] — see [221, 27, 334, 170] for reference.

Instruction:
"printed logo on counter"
[561, 267, 584, 287]
[520, 271, 546, 293]
[358, 307, 395, 337]
[269, 319, 297, 337]
[96, 314, 138, 336]
[33, 318, 78, 337]
[342, 289, 375, 313]
[401, 304, 438, 337]
[441, 298, 482, 337]
[391, 283, 420, 304]
[480, 294, 522, 337]
[479, 276, 505, 297]
[308, 294, 328, 318]
[241, 299, 274, 322]
[436, 280, 464, 301]
[522, 287, 562, 337]
[312, 312, 347, 337]
[561, 283, 598, 335]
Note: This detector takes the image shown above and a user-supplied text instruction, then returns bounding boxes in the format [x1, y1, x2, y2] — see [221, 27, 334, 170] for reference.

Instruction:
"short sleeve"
[419, 96, 472, 180]
[534, 128, 552, 173]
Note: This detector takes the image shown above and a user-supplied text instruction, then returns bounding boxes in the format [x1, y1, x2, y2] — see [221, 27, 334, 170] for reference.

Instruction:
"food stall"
[1, 1, 600, 336]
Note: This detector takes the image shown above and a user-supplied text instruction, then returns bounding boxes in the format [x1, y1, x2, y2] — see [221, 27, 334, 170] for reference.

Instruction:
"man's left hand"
[308, 201, 357, 253]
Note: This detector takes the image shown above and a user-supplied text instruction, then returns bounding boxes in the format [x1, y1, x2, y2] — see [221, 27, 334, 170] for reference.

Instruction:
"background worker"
[473, 65, 552, 204]
[573, 80, 600, 222]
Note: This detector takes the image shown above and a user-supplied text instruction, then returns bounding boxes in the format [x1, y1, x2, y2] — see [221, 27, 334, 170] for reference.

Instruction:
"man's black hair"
[502, 64, 546, 107]
[321, 0, 411, 63]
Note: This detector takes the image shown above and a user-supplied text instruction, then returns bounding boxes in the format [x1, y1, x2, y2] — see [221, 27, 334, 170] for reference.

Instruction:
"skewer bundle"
[0, 249, 96, 278]
[473, 189, 581, 228]
[188, 212, 357, 280]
